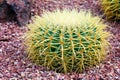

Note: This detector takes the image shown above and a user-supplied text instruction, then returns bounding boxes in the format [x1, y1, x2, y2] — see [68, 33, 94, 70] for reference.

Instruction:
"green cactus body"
[101, 0, 120, 21]
[25, 10, 111, 73]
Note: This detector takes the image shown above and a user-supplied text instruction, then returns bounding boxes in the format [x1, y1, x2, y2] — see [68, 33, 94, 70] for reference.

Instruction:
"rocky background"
[0, 0, 120, 79]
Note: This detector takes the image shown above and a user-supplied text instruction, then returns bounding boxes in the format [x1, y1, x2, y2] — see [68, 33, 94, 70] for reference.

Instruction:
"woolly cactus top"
[31, 10, 104, 28]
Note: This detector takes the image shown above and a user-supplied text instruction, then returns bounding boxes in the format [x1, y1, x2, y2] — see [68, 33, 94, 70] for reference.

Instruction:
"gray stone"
[0, 0, 32, 26]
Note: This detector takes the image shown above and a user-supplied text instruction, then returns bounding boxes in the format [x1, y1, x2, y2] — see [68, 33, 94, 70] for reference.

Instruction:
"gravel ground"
[0, 0, 120, 80]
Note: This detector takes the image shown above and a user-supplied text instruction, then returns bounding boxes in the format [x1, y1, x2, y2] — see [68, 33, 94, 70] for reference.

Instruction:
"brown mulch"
[0, 0, 120, 80]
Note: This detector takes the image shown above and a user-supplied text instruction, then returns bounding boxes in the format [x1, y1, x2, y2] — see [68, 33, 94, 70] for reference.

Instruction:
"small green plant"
[25, 9, 111, 73]
[101, 0, 120, 21]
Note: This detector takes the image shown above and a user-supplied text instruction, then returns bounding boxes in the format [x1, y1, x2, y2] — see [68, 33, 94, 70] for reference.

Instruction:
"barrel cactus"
[101, 0, 120, 21]
[25, 9, 111, 73]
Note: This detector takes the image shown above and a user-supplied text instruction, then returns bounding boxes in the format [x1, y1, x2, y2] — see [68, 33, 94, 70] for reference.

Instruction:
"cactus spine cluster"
[101, 0, 120, 21]
[25, 9, 111, 73]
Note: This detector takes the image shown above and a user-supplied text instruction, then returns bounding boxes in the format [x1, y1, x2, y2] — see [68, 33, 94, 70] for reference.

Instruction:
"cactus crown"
[101, 0, 120, 21]
[25, 9, 111, 73]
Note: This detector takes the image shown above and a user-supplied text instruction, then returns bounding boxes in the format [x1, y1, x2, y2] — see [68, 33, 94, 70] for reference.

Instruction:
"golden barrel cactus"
[24, 9, 111, 73]
[101, 0, 120, 21]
